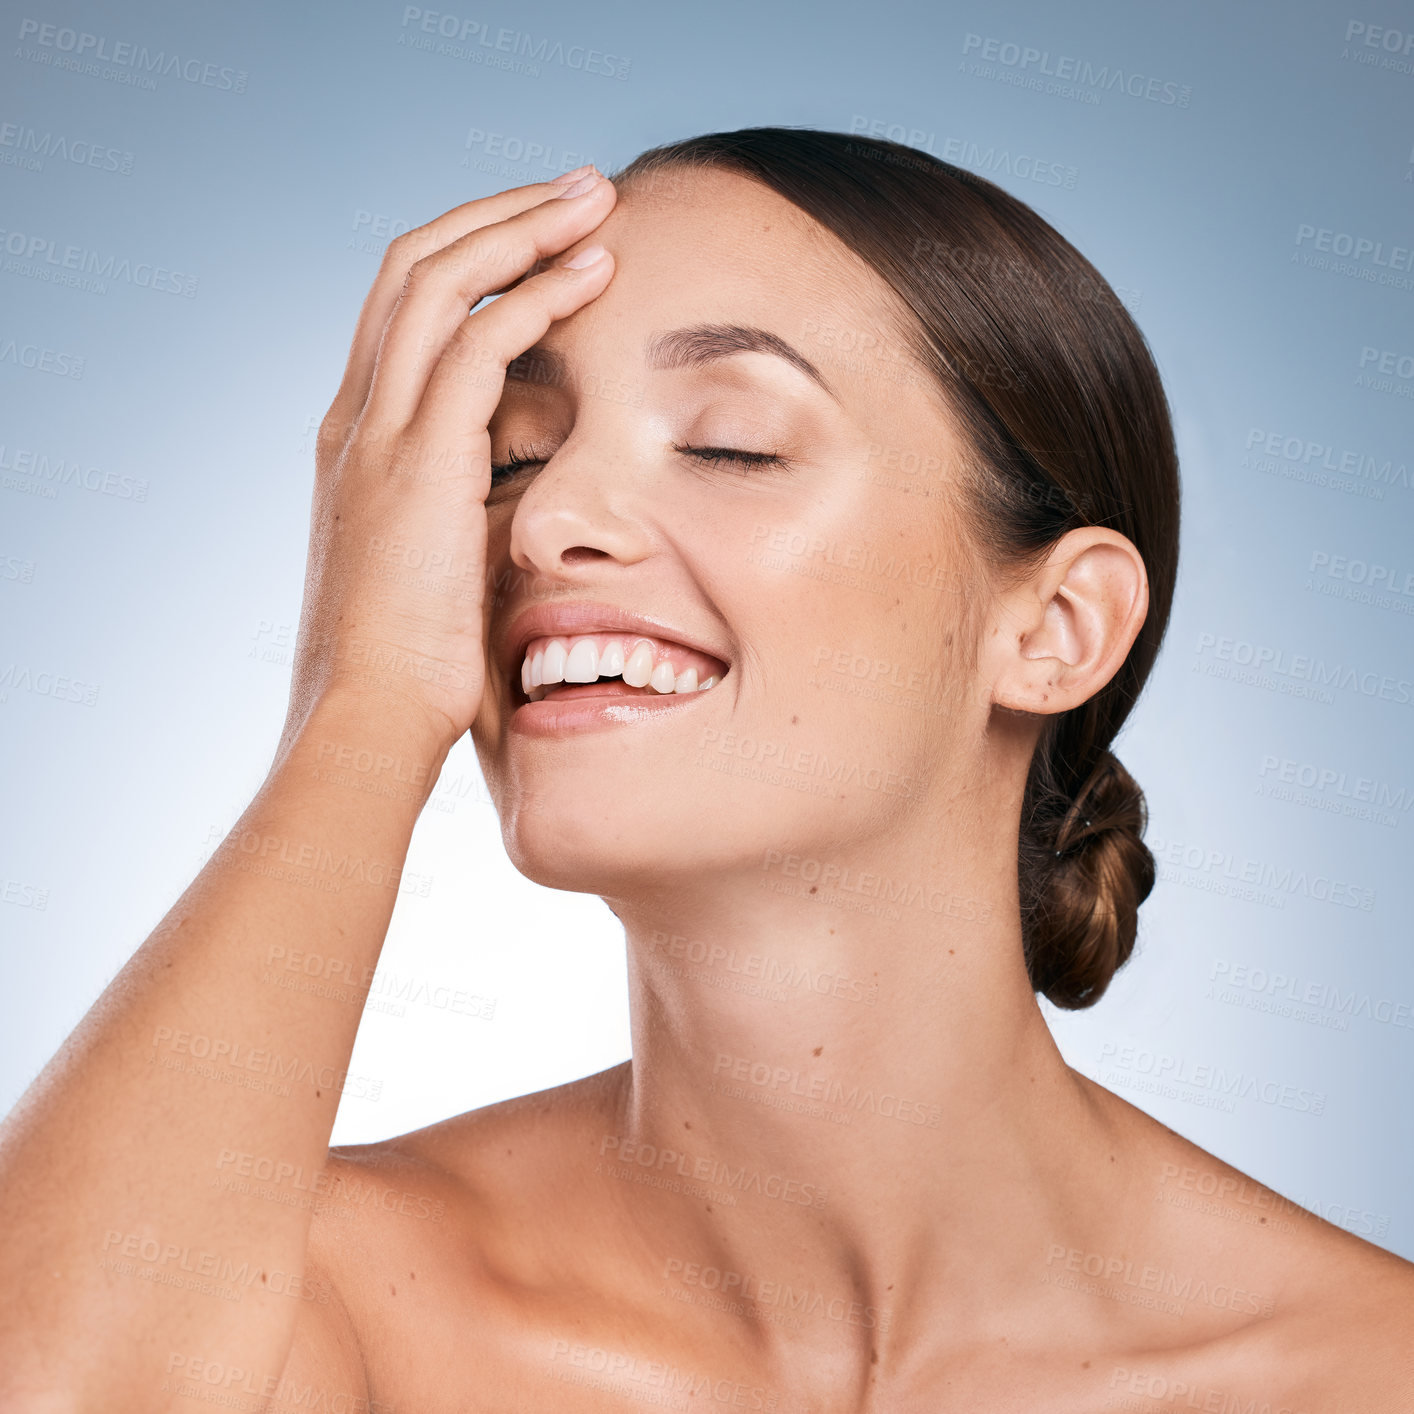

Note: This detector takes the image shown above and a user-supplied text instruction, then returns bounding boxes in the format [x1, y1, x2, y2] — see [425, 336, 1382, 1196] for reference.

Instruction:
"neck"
[598, 817, 1115, 1367]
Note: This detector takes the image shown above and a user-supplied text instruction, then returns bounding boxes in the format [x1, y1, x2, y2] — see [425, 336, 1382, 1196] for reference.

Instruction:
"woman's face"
[470, 165, 993, 894]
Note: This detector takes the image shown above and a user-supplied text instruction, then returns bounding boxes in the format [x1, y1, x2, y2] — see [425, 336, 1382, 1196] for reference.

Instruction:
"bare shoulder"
[299, 1064, 625, 1352]
[282, 1064, 635, 1407]
[1081, 1071, 1414, 1407]
[1270, 1208, 1414, 1407]
[1157, 1247, 1414, 1412]
[310, 1060, 623, 1245]
[268, 1083, 582, 1413]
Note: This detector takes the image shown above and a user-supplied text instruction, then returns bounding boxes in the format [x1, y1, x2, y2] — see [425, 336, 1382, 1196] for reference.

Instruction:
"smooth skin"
[1, 162, 1411, 1413]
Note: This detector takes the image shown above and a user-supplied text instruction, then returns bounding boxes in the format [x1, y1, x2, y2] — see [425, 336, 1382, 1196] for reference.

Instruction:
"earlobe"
[992, 529, 1148, 717]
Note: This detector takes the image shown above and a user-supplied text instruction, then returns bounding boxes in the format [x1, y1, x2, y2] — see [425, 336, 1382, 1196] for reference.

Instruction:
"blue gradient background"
[2, 1, 1411, 1255]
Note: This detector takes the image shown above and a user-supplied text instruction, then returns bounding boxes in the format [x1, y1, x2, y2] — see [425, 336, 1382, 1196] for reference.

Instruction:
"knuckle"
[400, 255, 437, 296]
[317, 409, 355, 449]
[392, 225, 543, 302]
[315, 416, 355, 470]
[343, 419, 395, 467]
[541, 260, 585, 292]
[517, 268, 575, 317]
[460, 224, 534, 279]
[379, 237, 410, 274]
[399, 243, 476, 300]
[383, 437, 421, 480]
[384, 225, 437, 268]
[442, 321, 498, 374]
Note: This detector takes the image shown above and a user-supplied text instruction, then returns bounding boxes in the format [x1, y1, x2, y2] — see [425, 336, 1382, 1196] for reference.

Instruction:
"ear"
[987, 527, 1149, 717]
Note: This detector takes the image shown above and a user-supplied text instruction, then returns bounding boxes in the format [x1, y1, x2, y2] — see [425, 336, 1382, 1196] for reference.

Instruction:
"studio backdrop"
[2, 0, 1411, 1255]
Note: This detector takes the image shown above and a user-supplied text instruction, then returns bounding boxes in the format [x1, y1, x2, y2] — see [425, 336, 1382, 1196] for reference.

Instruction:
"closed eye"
[489, 443, 790, 483]
[489, 445, 546, 483]
[674, 444, 789, 471]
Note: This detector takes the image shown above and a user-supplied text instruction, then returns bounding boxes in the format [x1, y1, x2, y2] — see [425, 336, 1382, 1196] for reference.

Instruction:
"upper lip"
[501, 600, 732, 684]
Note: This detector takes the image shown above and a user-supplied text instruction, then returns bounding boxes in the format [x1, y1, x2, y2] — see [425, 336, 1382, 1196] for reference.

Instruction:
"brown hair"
[610, 127, 1180, 1009]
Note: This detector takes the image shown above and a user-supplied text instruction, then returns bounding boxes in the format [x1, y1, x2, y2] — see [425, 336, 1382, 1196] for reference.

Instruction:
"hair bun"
[1019, 748, 1155, 1009]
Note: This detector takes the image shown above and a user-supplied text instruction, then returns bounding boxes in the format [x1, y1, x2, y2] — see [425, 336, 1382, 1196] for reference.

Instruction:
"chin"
[497, 788, 691, 895]
[498, 771, 806, 900]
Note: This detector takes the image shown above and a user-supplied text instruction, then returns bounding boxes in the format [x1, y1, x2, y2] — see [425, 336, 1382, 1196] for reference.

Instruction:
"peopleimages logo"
[547, 1340, 778, 1411]
[711, 1052, 942, 1128]
[0, 338, 84, 378]
[847, 115, 1079, 190]
[960, 33, 1191, 105]
[1209, 960, 1414, 1035]
[0, 663, 100, 706]
[15, 18, 248, 92]
[0, 227, 198, 297]
[101, 1230, 329, 1303]
[1243, 427, 1410, 498]
[760, 850, 991, 922]
[1293, 223, 1414, 293]
[0, 121, 135, 175]
[397, 7, 630, 79]
[1097, 1042, 1326, 1117]
[163, 1354, 394, 1413]
[663, 1257, 891, 1331]
[1150, 832, 1376, 912]
[1294, 224, 1412, 271]
[1044, 1243, 1274, 1318]
[1193, 631, 1414, 709]
[1257, 753, 1411, 817]
[648, 928, 880, 1005]
[1340, 19, 1414, 73]
[598, 1135, 827, 1209]
[215, 1149, 446, 1221]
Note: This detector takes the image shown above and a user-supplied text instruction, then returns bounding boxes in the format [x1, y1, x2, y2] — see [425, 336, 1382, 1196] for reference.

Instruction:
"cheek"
[739, 490, 975, 746]
[744, 483, 950, 660]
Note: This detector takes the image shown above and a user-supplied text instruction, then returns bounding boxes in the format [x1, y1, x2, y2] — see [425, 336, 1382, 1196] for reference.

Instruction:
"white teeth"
[517, 633, 727, 701]
[623, 641, 655, 688]
[541, 638, 568, 685]
[565, 639, 599, 682]
[599, 639, 625, 678]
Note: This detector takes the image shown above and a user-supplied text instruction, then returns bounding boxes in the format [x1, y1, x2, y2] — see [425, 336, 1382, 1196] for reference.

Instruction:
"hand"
[283, 169, 617, 751]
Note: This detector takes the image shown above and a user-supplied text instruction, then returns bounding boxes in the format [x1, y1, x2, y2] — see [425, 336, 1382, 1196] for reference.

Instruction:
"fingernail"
[563, 243, 607, 269]
[551, 163, 595, 186]
[555, 171, 602, 199]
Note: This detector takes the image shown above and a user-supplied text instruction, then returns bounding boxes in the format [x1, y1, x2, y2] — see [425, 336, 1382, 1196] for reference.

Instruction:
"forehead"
[544, 164, 927, 402]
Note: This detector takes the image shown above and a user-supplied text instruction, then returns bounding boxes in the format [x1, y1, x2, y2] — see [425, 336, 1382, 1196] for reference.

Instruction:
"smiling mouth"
[515, 632, 728, 706]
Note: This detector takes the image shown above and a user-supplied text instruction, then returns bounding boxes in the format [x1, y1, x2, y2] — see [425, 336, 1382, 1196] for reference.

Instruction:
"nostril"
[560, 547, 613, 566]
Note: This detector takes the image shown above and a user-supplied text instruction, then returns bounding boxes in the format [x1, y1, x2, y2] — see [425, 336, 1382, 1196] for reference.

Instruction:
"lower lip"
[509, 679, 722, 738]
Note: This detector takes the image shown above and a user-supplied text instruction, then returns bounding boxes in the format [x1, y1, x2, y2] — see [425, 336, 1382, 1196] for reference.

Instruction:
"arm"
[0, 166, 618, 1411]
[0, 693, 443, 1411]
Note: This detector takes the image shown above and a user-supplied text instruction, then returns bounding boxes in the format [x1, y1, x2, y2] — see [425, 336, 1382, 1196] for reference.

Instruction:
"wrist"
[270, 689, 458, 807]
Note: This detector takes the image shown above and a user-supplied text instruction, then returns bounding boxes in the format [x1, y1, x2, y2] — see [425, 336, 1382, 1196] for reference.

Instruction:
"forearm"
[0, 691, 452, 1408]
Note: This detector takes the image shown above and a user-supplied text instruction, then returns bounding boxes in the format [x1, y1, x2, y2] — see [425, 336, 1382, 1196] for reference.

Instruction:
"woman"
[1, 127, 1410, 1411]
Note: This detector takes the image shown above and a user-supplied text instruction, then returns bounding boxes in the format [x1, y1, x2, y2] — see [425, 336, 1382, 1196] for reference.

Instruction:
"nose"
[506, 423, 655, 581]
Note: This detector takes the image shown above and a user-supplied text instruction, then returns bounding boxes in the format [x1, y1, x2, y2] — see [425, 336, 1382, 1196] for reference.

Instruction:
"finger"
[358, 178, 616, 432]
[406, 247, 616, 480]
[322, 175, 598, 444]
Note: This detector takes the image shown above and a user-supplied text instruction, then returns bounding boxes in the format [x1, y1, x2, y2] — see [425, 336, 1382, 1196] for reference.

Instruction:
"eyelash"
[489, 444, 789, 482]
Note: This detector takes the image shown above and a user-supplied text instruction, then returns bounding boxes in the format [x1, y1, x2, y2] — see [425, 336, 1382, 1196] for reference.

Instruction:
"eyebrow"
[506, 323, 841, 403]
[645, 323, 840, 402]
